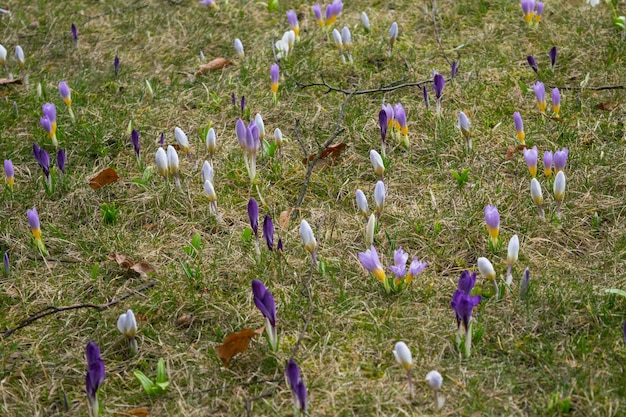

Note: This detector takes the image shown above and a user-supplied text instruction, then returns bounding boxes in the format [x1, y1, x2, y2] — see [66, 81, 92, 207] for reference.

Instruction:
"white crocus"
[458, 111, 471, 150]
[361, 12, 371, 32]
[374, 181, 386, 216]
[234, 38, 244, 59]
[15, 45, 24, 68]
[274, 128, 283, 147]
[356, 189, 369, 217]
[586, 0, 600, 6]
[202, 160, 214, 184]
[204, 179, 217, 215]
[530, 178, 544, 218]
[478, 256, 498, 297]
[283, 30, 296, 50]
[506, 235, 519, 285]
[369, 150, 384, 178]
[255, 113, 265, 140]
[275, 39, 290, 59]
[174, 127, 189, 154]
[117, 309, 138, 355]
[206, 127, 216, 156]
[389, 22, 398, 57]
[365, 213, 376, 248]
[394, 341, 414, 398]
[167, 145, 181, 188]
[332, 28, 343, 49]
[0, 44, 6, 65]
[155, 147, 168, 178]
[341, 27, 352, 62]
[425, 370, 445, 410]
[554, 171, 566, 217]
[299, 219, 318, 265]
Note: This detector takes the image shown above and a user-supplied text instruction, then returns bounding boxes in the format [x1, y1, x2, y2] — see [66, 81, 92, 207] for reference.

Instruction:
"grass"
[1, 0, 626, 415]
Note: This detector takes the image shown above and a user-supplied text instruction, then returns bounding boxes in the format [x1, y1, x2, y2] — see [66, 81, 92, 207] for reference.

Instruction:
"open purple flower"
[451, 289, 481, 332]
[526, 55, 538, 73]
[85, 342, 105, 417]
[248, 198, 259, 239]
[554, 148, 568, 173]
[263, 214, 274, 250]
[549, 46, 557, 69]
[286, 359, 307, 413]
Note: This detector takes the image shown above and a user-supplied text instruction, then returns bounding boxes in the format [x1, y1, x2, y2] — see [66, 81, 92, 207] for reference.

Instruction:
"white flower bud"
[477, 257, 496, 281]
[393, 341, 413, 370]
[155, 147, 168, 177]
[425, 370, 443, 390]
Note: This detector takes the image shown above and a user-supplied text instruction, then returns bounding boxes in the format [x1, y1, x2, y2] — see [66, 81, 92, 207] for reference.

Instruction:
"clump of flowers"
[358, 245, 427, 293]
[451, 270, 481, 358]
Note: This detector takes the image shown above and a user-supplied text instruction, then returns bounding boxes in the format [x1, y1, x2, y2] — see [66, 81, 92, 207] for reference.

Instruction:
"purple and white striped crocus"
[41, 103, 58, 147]
[286, 359, 307, 414]
[423, 86, 430, 111]
[252, 279, 278, 350]
[85, 342, 105, 417]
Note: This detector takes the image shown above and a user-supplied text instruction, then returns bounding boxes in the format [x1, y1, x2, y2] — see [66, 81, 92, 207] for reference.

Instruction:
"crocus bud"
[234, 38, 244, 59]
[299, 219, 317, 256]
[263, 215, 274, 250]
[3, 252, 8, 278]
[543, 151, 553, 177]
[274, 128, 283, 147]
[270, 64, 279, 95]
[530, 178, 544, 217]
[535, 2, 544, 22]
[174, 127, 189, 154]
[356, 189, 368, 217]
[341, 27, 352, 51]
[554, 170, 566, 204]
[71, 23, 78, 42]
[553, 148, 568, 173]
[4, 159, 14, 189]
[521, 0, 535, 24]
[513, 112, 525, 145]
[15, 45, 25, 68]
[365, 213, 376, 248]
[57, 149, 66, 176]
[389, 22, 398, 43]
[204, 179, 217, 202]
[374, 181, 386, 216]
[117, 309, 138, 338]
[248, 198, 259, 239]
[361, 12, 370, 32]
[527, 55, 538, 73]
[312, 4, 324, 27]
[284, 30, 296, 50]
[114, 55, 120, 76]
[425, 370, 442, 390]
[393, 341, 413, 370]
[552, 88, 561, 117]
[202, 161, 214, 184]
[286, 10, 299, 38]
[332, 29, 343, 50]
[369, 150, 384, 177]
[166, 145, 179, 174]
[533, 82, 546, 112]
[155, 147, 168, 177]
[523, 146, 538, 178]
[507, 235, 519, 265]
[477, 257, 496, 281]
[254, 113, 265, 140]
[58, 81, 72, 107]
[549, 46, 557, 69]
[0, 44, 6, 66]
[484, 205, 500, 243]
[206, 128, 217, 155]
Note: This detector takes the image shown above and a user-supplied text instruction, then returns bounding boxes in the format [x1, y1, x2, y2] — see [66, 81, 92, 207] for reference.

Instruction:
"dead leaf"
[596, 101, 619, 111]
[125, 408, 150, 417]
[176, 313, 195, 328]
[89, 168, 120, 189]
[505, 144, 528, 160]
[278, 209, 293, 230]
[196, 58, 233, 76]
[108, 253, 155, 277]
[215, 328, 263, 367]
[301, 143, 347, 165]
[0, 78, 22, 85]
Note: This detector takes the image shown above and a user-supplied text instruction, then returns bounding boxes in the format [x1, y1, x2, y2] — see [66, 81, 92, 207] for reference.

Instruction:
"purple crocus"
[252, 279, 276, 327]
[33, 143, 51, 185]
[549, 46, 557, 69]
[514, 111, 525, 144]
[378, 109, 387, 146]
[432, 74, 445, 100]
[394, 103, 408, 137]
[85, 342, 105, 417]
[312, 4, 323, 26]
[113, 56, 120, 76]
[520, 267, 530, 299]
[286, 359, 307, 413]
[521, 0, 535, 23]
[236, 119, 247, 149]
[71, 23, 78, 42]
[231, 92, 237, 107]
[131, 129, 140, 163]
[159, 132, 165, 147]
[527, 55, 538, 73]
[423, 86, 429, 111]
[543, 150, 553, 177]
[57, 149, 66, 175]
[457, 270, 477, 295]
[59, 81, 72, 107]
[263, 214, 274, 250]
[2, 252, 8, 277]
[240, 95, 246, 116]
[552, 88, 561, 117]
[533, 82, 546, 112]
[389, 248, 409, 279]
[523, 146, 538, 178]
[270, 64, 279, 96]
[286, 10, 299, 37]
[535, 2, 544, 21]
[484, 204, 500, 244]
[277, 238, 283, 255]
[553, 148, 568, 173]
[248, 198, 259, 239]
[451, 60, 458, 79]
[451, 288, 481, 331]
[4, 159, 14, 190]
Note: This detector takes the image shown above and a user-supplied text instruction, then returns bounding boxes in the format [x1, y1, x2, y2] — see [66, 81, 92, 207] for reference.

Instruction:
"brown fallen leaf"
[596, 101, 619, 111]
[278, 209, 293, 230]
[125, 408, 150, 417]
[505, 144, 528, 160]
[0, 78, 22, 85]
[301, 143, 347, 165]
[196, 58, 233, 76]
[89, 168, 120, 190]
[108, 253, 155, 277]
[215, 328, 263, 367]
[176, 313, 195, 328]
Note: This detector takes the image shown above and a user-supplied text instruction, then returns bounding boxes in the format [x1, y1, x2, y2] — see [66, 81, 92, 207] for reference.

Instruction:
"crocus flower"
[527, 55, 538, 73]
[15, 45, 24, 68]
[324, 0, 343, 27]
[300, 219, 318, 265]
[406, 257, 427, 283]
[33, 144, 51, 190]
[41, 103, 58, 147]
[167, 145, 181, 188]
[484, 205, 500, 245]
[358, 245, 386, 284]
[255, 113, 266, 140]
[274, 128, 283, 148]
[341, 27, 352, 62]
[513, 112, 525, 145]
[85, 342, 105, 417]
[554, 171, 566, 216]
[553, 148, 568, 173]
[378, 109, 388, 153]
[365, 213, 376, 248]
[4, 159, 14, 190]
[369, 150, 384, 178]
[286, 10, 299, 38]
[277, 238, 283, 255]
[549, 46, 557, 69]
[521, 0, 535, 24]
[389, 248, 408, 280]
[286, 359, 307, 414]
[2, 252, 8, 277]
[393, 341, 412, 370]
[426, 370, 444, 409]
[530, 178, 544, 217]
[203, 180, 217, 214]
[240, 95, 246, 115]
[206, 128, 216, 159]
[374, 181, 385, 217]
[59, 81, 72, 107]
[506, 235, 519, 284]
[234, 38, 244, 59]
[270, 64, 279, 98]
[71, 23, 78, 42]
[432, 74, 445, 115]
[117, 309, 138, 355]
[202, 160, 214, 185]
[533, 82, 546, 112]
[389, 22, 398, 57]
[361, 12, 370, 32]
[252, 279, 278, 350]
[231, 92, 237, 107]
[451, 60, 459, 79]
[394, 103, 408, 146]
[356, 189, 369, 218]
[451, 289, 481, 343]
[520, 267, 531, 299]
[174, 127, 190, 155]
[332, 29, 343, 56]
[263, 214, 274, 251]
[458, 111, 471, 150]
[457, 270, 476, 295]
[131, 129, 140, 165]
[551, 88, 561, 117]
[199, 0, 216, 6]
[312, 4, 324, 27]
[423, 86, 429, 111]
[477, 257, 496, 281]
[523, 146, 538, 178]
[248, 197, 259, 241]
[543, 150, 553, 177]
[236, 119, 247, 150]
[114, 56, 120, 76]
[155, 147, 168, 178]
[57, 148, 66, 178]
[159, 132, 165, 147]
[535, 2, 544, 22]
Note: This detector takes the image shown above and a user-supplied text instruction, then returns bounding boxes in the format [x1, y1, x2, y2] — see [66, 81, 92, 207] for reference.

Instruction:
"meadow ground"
[1, 0, 626, 415]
